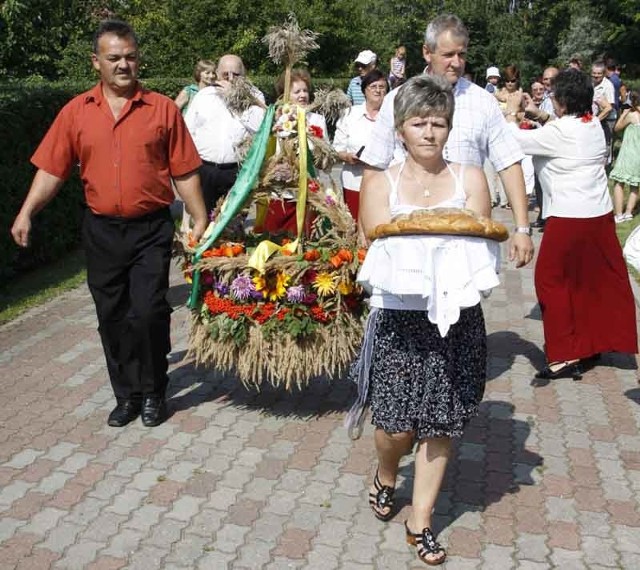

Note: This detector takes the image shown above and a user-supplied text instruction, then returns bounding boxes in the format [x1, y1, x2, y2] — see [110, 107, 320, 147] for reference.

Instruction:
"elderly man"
[185, 54, 266, 215]
[346, 50, 377, 105]
[360, 14, 534, 267]
[592, 61, 617, 166]
[11, 19, 208, 428]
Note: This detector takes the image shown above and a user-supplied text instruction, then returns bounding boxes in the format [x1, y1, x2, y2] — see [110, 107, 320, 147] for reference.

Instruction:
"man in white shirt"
[360, 14, 534, 267]
[591, 61, 616, 165]
[185, 54, 265, 215]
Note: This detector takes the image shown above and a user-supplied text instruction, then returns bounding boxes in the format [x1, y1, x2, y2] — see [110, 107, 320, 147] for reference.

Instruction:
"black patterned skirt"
[362, 305, 487, 439]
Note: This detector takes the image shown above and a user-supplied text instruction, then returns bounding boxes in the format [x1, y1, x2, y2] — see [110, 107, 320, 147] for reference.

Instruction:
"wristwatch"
[514, 226, 532, 236]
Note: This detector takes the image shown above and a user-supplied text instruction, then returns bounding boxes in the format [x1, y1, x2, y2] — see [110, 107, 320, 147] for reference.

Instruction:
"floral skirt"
[363, 306, 486, 440]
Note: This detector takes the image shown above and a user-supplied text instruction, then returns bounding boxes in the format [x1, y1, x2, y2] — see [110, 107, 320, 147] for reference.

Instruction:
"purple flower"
[230, 275, 255, 301]
[286, 285, 306, 303]
[215, 282, 229, 296]
[250, 288, 264, 300]
[202, 271, 214, 286]
[325, 195, 336, 206]
[303, 293, 318, 305]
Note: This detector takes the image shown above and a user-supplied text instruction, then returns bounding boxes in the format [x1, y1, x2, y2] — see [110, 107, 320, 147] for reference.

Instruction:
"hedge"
[0, 76, 350, 281]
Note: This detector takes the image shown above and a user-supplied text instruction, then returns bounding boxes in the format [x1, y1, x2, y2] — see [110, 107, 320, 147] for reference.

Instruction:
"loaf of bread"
[371, 208, 509, 242]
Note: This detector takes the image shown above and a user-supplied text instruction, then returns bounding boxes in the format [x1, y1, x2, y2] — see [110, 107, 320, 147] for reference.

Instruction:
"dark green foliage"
[0, 81, 88, 280]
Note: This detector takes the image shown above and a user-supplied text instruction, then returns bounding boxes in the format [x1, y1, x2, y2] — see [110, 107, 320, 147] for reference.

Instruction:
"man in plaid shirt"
[360, 13, 534, 268]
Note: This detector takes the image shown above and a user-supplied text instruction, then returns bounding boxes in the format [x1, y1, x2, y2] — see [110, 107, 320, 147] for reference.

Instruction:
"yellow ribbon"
[295, 106, 308, 240]
[247, 238, 298, 272]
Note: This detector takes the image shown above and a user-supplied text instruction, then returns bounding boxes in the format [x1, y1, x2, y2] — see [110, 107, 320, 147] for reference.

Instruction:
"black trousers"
[82, 208, 174, 402]
[200, 161, 238, 215]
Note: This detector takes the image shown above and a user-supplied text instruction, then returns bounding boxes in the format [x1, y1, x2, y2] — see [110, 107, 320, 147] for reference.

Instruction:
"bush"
[0, 80, 92, 281]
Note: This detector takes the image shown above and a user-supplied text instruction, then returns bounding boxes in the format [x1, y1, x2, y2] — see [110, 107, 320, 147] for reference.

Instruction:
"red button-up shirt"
[32, 82, 202, 218]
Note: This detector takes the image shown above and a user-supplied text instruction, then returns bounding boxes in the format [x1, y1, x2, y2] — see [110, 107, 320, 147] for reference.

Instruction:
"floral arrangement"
[181, 15, 364, 389]
[182, 180, 367, 388]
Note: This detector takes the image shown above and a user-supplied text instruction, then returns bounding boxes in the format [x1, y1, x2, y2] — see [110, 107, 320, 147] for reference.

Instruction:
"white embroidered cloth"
[358, 234, 501, 337]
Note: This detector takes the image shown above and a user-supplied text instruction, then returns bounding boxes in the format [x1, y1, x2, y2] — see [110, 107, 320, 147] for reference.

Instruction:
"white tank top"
[384, 160, 467, 216]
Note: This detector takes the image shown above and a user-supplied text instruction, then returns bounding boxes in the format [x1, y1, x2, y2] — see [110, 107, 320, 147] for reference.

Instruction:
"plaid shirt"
[360, 75, 524, 170]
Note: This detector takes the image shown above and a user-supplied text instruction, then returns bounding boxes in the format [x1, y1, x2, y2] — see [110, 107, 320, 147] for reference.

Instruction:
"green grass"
[0, 249, 86, 325]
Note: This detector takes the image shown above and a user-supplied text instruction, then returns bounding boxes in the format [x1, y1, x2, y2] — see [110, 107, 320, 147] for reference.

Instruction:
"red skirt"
[254, 200, 314, 236]
[343, 188, 360, 221]
[535, 213, 637, 362]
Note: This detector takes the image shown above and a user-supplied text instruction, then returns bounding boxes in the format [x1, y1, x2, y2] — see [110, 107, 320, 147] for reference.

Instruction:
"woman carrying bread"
[346, 75, 504, 566]
[507, 68, 637, 380]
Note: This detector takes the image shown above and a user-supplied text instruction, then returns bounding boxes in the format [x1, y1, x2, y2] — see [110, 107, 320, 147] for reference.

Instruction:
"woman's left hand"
[510, 233, 535, 267]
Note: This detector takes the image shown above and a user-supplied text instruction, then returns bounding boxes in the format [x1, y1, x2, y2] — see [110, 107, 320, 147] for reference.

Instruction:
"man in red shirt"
[11, 20, 208, 428]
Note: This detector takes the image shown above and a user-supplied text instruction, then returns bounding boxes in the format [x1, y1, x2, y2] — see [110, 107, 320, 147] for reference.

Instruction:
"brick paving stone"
[20, 507, 66, 536]
[4, 449, 45, 469]
[548, 548, 587, 570]
[213, 523, 250, 554]
[144, 517, 188, 550]
[305, 544, 341, 570]
[0, 532, 40, 566]
[14, 547, 60, 569]
[196, 551, 235, 569]
[85, 556, 127, 570]
[581, 536, 619, 567]
[55, 540, 105, 570]
[40, 520, 84, 553]
[127, 545, 167, 570]
[515, 533, 549, 562]
[232, 537, 273, 568]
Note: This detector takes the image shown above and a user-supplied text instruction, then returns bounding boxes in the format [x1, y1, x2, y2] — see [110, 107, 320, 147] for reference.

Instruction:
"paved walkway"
[1, 208, 640, 569]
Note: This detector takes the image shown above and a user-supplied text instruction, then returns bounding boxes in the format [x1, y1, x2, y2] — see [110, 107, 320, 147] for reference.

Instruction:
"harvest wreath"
[180, 16, 367, 388]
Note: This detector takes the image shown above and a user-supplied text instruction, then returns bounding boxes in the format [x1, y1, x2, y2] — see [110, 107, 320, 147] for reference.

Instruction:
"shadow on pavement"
[166, 359, 356, 420]
[625, 387, 640, 405]
[167, 282, 191, 308]
[486, 330, 546, 381]
[524, 303, 542, 321]
[393, 401, 543, 534]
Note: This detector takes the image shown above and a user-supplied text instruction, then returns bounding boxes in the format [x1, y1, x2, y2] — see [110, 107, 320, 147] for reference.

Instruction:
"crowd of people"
[9, 13, 639, 568]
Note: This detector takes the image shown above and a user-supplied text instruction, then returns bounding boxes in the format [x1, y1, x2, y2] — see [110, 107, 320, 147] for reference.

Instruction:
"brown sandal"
[405, 521, 446, 566]
[368, 469, 395, 521]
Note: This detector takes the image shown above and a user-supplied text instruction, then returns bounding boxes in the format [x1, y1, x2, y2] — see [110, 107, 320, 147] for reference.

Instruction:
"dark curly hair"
[553, 68, 593, 116]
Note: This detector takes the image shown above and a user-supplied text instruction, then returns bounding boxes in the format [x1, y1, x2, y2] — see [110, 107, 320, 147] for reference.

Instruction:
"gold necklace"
[405, 162, 447, 198]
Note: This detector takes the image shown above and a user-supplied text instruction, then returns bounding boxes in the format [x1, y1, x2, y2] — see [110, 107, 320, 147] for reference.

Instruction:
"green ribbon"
[187, 104, 277, 309]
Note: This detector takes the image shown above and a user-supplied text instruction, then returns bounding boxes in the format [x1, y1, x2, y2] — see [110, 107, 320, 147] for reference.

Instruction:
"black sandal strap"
[416, 527, 444, 556]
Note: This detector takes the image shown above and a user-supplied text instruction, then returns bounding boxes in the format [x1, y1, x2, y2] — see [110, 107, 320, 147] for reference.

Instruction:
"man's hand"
[509, 232, 535, 268]
[11, 213, 32, 248]
[190, 216, 208, 243]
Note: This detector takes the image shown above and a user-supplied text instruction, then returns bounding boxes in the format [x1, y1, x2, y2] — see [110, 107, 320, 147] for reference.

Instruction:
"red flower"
[308, 125, 324, 138]
[308, 179, 320, 193]
[580, 111, 593, 123]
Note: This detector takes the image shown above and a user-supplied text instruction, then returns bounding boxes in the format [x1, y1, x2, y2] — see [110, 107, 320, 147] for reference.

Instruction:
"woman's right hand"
[339, 152, 360, 165]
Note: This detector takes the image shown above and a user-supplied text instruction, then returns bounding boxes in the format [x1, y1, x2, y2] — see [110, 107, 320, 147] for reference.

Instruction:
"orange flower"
[222, 245, 234, 257]
[357, 248, 367, 263]
[231, 244, 244, 256]
[329, 255, 344, 269]
[281, 248, 293, 256]
[303, 249, 320, 261]
[337, 249, 353, 263]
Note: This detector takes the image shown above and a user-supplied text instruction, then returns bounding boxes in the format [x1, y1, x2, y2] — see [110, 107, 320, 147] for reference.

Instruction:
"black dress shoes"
[108, 400, 142, 427]
[535, 361, 582, 381]
[141, 396, 167, 427]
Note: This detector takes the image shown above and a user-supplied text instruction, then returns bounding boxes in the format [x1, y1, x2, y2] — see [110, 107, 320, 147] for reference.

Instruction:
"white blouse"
[511, 116, 612, 219]
[358, 162, 501, 337]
